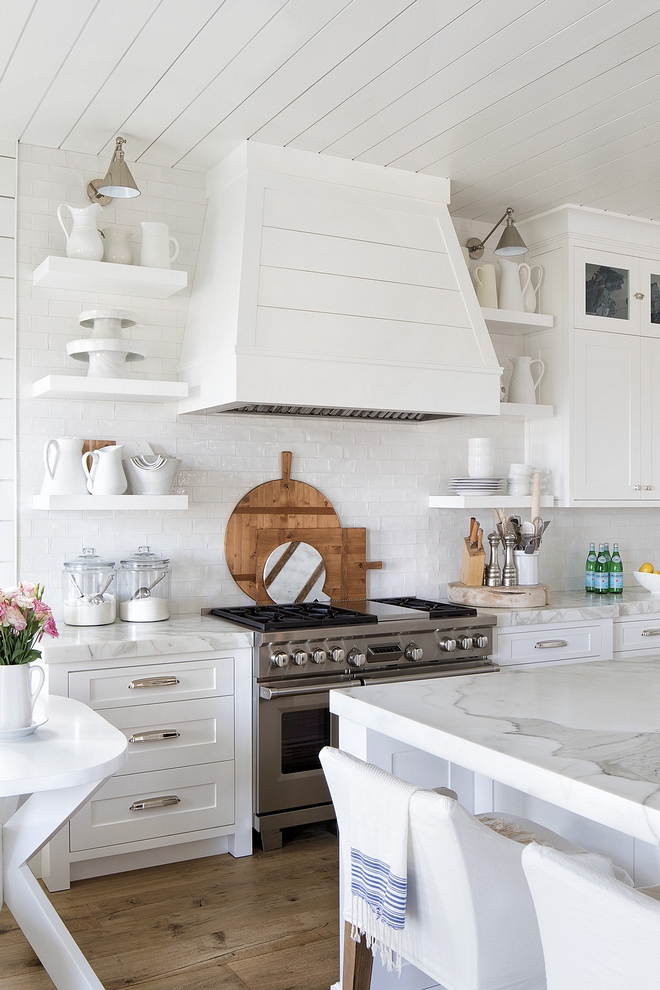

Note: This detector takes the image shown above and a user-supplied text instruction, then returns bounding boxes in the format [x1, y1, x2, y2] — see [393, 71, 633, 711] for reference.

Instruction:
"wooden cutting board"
[225, 452, 381, 601]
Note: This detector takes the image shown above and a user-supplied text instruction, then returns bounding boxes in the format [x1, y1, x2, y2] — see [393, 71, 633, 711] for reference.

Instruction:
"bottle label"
[585, 572, 595, 590]
[596, 572, 609, 591]
[610, 573, 623, 590]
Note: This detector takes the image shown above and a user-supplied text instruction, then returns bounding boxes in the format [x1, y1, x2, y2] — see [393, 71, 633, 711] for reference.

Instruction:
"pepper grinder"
[502, 532, 518, 587]
[485, 532, 502, 586]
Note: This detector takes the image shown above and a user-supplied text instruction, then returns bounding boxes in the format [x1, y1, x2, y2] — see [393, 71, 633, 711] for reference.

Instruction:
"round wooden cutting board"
[225, 451, 341, 601]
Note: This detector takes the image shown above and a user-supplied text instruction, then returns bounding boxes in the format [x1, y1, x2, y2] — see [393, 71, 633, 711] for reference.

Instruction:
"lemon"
[640, 562, 655, 573]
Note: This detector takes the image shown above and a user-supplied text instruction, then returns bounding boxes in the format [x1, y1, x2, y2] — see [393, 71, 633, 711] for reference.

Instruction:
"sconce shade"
[494, 221, 528, 256]
[98, 157, 140, 199]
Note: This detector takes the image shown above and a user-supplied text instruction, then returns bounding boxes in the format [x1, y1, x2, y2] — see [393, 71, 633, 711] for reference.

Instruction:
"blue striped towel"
[320, 748, 419, 974]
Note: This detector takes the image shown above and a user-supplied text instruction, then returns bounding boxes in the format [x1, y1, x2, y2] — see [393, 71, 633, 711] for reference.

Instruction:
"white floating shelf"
[482, 308, 553, 335]
[33, 495, 188, 511]
[499, 402, 553, 418]
[32, 256, 187, 299]
[429, 495, 554, 509]
[33, 375, 188, 403]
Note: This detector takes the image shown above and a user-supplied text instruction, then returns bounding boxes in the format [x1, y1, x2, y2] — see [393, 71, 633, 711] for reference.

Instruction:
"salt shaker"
[502, 533, 518, 587]
[485, 532, 502, 587]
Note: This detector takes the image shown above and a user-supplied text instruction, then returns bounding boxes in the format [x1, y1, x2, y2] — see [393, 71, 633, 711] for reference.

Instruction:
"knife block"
[460, 538, 486, 586]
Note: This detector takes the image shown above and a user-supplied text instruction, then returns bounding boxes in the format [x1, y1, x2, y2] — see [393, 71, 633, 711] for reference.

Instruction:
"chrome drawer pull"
[535, 639, 569, 649]
[129, 729, 180, 743]
[641, 629, 660, 637]
[128, 676, 180, 689]
[129, 795, 181, 812]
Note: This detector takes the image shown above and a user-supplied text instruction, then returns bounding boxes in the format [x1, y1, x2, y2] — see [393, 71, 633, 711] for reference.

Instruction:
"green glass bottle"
[585, 542, 597, 593]
[609, 543, 623, 594]
[594, 544, 610, 594]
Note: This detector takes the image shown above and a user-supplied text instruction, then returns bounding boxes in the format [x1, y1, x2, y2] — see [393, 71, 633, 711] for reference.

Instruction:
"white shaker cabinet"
[42, 648, 253, 891]
[574, 247, 660, 338]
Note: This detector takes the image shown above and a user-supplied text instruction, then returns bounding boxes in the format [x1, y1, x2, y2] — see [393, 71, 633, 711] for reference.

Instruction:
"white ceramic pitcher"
[0, 664, 45, 730]
[41, 437, 88, 495]
[101, 225, 133, 265]
[508, 356, 545, 404]
[519, 264, 543, 314]
[82, 445, 127, 495]
[57, 203, 104, 261]
[139, 222, 179, 269]
[473, 263, 498, 308]
[498, 257, 526, 312]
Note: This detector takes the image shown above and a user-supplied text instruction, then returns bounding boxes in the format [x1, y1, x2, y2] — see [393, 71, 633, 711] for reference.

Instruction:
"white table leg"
[2, 780, 108, 990]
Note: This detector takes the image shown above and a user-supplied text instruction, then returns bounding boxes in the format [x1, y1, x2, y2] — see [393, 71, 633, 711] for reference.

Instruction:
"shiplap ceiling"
[3, 0, 660, 221]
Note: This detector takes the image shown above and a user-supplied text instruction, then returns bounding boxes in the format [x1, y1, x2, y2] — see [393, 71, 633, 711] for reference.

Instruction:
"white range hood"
[178, 142, 501, 421]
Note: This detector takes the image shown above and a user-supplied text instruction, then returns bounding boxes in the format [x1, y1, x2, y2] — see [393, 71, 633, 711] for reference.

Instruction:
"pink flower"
[19, 582, 36, 596]
[33, 599, 51, 616]
[3, 605, 27, 631]
[42, 615, 58, 639]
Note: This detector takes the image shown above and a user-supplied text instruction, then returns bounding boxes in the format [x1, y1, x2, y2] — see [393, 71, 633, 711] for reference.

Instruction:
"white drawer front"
[496, 624, 602, 666]
[100, 697, 234, 775]
[615, 618, 660, 653]
[68, 657, 234, 709]
[70, 761, 235, 851]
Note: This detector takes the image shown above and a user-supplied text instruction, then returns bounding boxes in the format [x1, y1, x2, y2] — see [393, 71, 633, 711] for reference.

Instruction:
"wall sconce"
[466, 207, 528, 260]
[87, 137, 141, 205]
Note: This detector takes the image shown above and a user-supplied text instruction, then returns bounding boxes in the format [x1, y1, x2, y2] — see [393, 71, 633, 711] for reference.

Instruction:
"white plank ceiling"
[3, 0, 660, 221]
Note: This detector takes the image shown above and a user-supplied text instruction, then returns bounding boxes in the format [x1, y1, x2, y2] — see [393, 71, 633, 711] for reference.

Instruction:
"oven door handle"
[259, 682, 352, 700]
[360, 665, 498, 687]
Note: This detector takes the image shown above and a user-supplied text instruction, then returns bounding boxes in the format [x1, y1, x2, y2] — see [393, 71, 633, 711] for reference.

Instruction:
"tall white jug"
[82, 445, 127, 495]
[41, 438, 89, 495]
[473, 264, 498, 308]
[139, 222, 179, 269]
[57, 203, 104, 261]
[498, 258, 526, 312]
[508, 356, 545, 404]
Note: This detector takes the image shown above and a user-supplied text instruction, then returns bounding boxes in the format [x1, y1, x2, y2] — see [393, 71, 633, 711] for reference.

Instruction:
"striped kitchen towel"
[320, 747, 420, 974]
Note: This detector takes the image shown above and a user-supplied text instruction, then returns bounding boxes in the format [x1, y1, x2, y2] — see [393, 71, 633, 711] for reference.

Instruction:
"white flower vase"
[0, 663, 45, 730]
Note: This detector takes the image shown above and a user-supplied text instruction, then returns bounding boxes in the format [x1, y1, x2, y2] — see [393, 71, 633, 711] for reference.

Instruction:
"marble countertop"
[41, 614, 253, 664]
[480, 587, 660, 626]
[331, 656, 660, 845]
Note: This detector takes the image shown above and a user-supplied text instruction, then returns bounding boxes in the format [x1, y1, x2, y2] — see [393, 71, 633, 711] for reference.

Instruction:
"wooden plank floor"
[0, 825, 339, 990]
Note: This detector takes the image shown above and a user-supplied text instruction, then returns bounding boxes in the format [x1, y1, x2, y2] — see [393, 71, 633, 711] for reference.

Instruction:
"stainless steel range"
[206, 597, 497, 850]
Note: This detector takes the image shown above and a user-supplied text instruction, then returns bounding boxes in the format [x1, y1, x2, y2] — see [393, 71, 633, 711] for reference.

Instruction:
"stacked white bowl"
[508, 462, 533, 496]
[467, 437, 495, 479]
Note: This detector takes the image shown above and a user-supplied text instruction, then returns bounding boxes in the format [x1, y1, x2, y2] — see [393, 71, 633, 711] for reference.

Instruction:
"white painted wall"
[0, 142, 16, 587]
[13, 145, 659, 616]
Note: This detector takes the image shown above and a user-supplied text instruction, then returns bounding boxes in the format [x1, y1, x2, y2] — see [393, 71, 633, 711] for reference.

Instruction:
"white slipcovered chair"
[321, 748, 631, 990]
[522, 842, 660, 990]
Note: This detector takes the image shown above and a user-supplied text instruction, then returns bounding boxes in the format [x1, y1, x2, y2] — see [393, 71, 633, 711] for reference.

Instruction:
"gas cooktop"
[206, 597, 477, 631]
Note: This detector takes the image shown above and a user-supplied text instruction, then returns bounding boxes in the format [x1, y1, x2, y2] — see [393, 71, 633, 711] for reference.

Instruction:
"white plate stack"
[448, 477, 507, 495]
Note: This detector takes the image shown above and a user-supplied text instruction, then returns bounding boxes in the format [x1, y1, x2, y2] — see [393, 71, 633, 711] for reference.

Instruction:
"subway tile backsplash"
[14, 144, 656, 615]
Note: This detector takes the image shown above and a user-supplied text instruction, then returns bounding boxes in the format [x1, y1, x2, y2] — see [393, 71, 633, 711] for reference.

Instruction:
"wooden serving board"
[225, 451, 381, 601]
[447, 582, 549, 608]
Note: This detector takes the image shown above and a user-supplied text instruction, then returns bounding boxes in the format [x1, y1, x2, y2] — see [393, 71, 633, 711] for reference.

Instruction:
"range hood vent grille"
[214, 404, 450, 422]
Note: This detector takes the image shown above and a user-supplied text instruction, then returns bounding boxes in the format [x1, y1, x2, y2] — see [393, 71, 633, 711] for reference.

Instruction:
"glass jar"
[118, 546, 171, 622]
[62, 547, 117, 626]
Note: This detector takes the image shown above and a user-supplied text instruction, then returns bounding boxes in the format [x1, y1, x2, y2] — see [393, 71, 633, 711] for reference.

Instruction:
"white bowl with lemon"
[633, 562, 660, 594]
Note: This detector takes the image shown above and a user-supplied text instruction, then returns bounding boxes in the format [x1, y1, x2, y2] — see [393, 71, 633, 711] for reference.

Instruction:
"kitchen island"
[331, 656, 660, 989]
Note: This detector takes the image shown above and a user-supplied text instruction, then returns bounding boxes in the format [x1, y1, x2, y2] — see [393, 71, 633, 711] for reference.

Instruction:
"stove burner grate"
[374, 597, 478, 618]
[207, 602, 378, 631]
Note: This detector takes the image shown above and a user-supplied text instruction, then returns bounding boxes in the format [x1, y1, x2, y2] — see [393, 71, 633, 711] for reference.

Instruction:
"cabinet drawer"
[614, 617, 660, 653]
[496, 624, 603, 666]
[70, 761, 235, 851]
[100, 697, 234, 775]
[69, 657, 234, 709]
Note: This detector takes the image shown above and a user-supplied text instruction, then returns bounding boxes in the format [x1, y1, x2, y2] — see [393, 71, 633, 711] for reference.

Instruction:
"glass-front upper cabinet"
[575, 248, 660, 338]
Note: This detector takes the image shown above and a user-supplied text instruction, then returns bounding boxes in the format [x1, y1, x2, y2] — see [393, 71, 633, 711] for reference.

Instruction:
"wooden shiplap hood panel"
[177, 142, 501, 420]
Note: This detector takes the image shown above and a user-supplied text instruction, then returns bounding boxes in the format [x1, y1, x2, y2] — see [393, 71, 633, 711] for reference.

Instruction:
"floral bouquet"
[0, 583, 59, 665]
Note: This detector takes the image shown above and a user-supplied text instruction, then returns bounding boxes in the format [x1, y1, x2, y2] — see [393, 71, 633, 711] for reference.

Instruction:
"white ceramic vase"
[508, 356, 545, 404]
[0, 663, 45, 730]
[520, 263, 543, 313]
[57, 203, 104, 261]
[101, 225, 133, 265]
[82, 445, 127, 495]
[41, 437, 88, 495]
[498, 258, 526, 312]
[473, 264, 498, 308]
[139, 222, 179, 269]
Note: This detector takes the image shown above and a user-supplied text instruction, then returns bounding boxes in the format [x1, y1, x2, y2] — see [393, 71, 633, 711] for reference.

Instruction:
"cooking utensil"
[88, 573, 115, 605]
[130, 570, 168, 600]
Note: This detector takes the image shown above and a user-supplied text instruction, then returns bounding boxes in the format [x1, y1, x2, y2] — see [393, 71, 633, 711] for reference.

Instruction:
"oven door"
[255, 680, 346, 815]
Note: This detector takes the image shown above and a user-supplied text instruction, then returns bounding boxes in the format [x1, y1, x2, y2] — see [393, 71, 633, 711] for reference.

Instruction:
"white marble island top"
[42, 613, 253, 664]
[331, 656, 660, 846]
[480, 587, 660, 627]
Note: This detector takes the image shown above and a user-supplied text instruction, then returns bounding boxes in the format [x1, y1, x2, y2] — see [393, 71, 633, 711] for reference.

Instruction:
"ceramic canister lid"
[64, 546, 115, 570]
[120, 545, 170, 569]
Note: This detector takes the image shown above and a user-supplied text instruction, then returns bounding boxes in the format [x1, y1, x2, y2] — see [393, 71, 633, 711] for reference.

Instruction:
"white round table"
[0, 694, 127, 990]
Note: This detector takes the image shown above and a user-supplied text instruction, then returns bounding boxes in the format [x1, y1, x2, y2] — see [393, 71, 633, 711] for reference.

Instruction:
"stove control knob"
[271, 651, 289, 668]
[474, 634, 488, 650]
[311, 649, 327, 664]
[292, 650, 309, 666]
[329, 647, 345, 663]
[439, 638, 457, 653]
[404, 642, 423, 662]
[457, 636, 473, 650]
[347, 648, 367, 668]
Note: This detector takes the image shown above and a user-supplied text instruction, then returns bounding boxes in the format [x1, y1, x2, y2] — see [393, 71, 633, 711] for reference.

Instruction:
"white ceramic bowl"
[632, 570, 660, 594]
[508, 462, 533, 476]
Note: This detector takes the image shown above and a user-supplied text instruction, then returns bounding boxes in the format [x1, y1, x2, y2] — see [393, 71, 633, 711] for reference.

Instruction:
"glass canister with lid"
[63, 547, 117, 625]
[118, 546, 171, 622]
